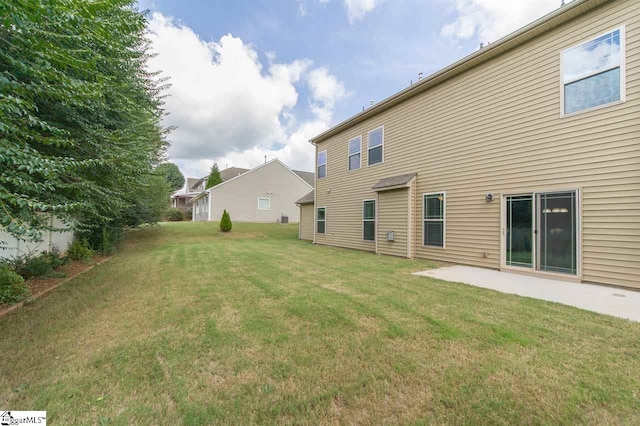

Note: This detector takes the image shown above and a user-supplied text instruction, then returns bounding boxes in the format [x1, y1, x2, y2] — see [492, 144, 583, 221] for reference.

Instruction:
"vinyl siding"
[315, 0, 640, 289]
[377, 189, 409, 258]
[208, 161, 312, 223]
[299, 204, 315, 241]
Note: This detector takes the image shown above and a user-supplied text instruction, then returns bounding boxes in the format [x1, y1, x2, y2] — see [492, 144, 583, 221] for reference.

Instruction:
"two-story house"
[302, 0, 640, 290]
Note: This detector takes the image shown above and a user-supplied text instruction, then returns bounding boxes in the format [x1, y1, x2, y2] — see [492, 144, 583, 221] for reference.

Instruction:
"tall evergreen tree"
[206, 163, 223, 189]
[0, 0, 169, 247]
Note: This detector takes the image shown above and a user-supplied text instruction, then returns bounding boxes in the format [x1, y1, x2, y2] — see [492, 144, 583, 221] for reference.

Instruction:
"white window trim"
[348, 135, 362, 171]
[316, 206, 326, 234]
[362, 199, 376, 242]
[367, 125, 384, 166]
[560, 26, 626, 118]
[422, 191, 446, 249]
[317, 150, 328, 179]
[257, 197, 271, 211]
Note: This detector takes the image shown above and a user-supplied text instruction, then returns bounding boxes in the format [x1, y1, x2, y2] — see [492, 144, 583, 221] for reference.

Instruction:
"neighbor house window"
[423, 193, 445, 247]
[258, 197, 270, 210]
[562, 28, 624, 115]
[317, 150, 327, 179]
[363, 200, 375, 241]
[348, 136, 361, 170]
[367, 126, 383, 165]
[317, 207, 326, 234]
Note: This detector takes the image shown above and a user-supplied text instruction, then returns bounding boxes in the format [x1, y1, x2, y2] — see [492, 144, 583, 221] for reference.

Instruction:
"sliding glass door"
[537, 192, 577, 275]
[506, 195, 533, 268]
[503, 190, 578, 276]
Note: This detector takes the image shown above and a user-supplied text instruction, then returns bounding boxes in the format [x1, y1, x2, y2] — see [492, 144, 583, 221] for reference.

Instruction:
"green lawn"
[1, 222, 639, 424]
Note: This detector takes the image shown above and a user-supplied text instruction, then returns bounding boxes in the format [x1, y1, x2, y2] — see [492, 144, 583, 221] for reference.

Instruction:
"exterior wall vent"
[386, 231, 395, 241]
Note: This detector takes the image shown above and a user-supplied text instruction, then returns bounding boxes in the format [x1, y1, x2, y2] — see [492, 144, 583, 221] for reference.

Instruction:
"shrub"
[0, 264, 30, 304]
[67, 240, 93, 261]
[165, 208, 184, 222]
[184, 209, 193, 221]
[12, 254, 53, 279]
[41, 248, 69, 269]
[220, 209, 232, 232]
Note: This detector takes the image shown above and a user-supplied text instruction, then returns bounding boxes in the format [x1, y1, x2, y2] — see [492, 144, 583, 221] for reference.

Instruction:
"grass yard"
[1, 222, 639, 424]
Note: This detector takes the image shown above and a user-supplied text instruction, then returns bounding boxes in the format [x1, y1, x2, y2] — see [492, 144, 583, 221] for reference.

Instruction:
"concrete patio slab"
[414, 266, 640, 322]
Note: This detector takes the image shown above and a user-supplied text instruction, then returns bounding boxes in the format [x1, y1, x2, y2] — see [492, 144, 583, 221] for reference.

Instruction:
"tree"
[220, 210, 232, 232]
[206, 163, 223, 189]
[156, 163, 184, 192]
[0, 0, 168, 249]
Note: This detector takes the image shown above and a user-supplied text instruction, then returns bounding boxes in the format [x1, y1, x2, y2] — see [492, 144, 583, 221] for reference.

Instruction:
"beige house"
[303, 0, 640, 289]
[192, 159, 313, 223]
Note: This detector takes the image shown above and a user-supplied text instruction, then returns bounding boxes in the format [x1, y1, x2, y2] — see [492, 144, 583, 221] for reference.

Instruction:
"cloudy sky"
[140, 0, 574, 180]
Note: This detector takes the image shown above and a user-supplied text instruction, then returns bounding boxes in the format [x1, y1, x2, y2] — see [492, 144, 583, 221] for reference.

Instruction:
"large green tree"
[156, 162, 184, 192]
[0, 0, 168, 247]
[206, 163, 222, 189]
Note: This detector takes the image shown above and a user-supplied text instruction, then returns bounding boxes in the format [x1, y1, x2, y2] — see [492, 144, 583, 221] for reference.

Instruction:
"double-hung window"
[363, 200, 375, 241]
[316, 207, 326, 234]
[317, 150, 327, 179]
[423, 193, 445, 247]
[562, 28, 624, 115]
[258, 197, 270, 210]
[348, 136, 361, 170]
[367, 127, 383, 166]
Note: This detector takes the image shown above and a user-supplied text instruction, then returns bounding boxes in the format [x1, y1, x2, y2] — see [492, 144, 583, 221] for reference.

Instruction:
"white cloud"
[344, 0, 378, 24]
[442, 0, 575, 43]
[146, 13, 346, 178]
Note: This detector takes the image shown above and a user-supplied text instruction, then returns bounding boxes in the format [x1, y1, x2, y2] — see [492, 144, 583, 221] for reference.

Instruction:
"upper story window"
[317, 150, 327, 179]
[367, 126, 384, 166]
[561, 28, 624, 116]
[348, 136, 361, 171]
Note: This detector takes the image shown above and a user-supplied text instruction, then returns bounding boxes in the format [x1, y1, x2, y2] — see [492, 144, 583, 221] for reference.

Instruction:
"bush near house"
[220, 210, 232, 232]
[165, 208, 184, 222]
[0, 264, 30, 304]
[184, 209, 193, 221]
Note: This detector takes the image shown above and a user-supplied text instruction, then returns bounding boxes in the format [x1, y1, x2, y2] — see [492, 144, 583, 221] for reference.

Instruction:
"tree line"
[0, 0, 179, 252]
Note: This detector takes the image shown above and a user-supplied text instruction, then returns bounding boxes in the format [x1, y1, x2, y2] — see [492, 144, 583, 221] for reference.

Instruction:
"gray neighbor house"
[191, 159, 314, 223]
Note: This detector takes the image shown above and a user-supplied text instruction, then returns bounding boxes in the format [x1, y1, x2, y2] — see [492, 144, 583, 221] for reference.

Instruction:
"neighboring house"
[295, 190, 315, 240]
[172, 167, 250, 212]
[192, 159, 314, 223]
[303, 0, 640, 290]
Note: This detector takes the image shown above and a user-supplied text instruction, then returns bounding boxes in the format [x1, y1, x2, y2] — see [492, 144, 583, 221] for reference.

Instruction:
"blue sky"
[139, 0, 571, 179]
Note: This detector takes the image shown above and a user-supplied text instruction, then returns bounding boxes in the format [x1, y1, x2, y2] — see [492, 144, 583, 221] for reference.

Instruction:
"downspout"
[311, 140, 317, 244]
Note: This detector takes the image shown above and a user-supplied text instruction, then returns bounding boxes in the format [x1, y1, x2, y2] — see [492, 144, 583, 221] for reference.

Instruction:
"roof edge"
[310, 0, 605, 144]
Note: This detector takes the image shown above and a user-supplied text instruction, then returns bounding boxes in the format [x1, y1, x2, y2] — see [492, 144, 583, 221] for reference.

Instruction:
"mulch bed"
[0, 255, 112, 318]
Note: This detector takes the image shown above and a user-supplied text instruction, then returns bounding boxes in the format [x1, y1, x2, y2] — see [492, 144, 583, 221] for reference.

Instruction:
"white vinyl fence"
[0, 216, 74, 260]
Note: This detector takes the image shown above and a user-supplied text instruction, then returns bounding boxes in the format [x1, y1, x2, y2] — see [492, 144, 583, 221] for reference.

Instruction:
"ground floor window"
[423, 192, 445, 247]
[258, 197, 270, 210]
[317, 207, 326, 234]
[363, 199, 375, 241]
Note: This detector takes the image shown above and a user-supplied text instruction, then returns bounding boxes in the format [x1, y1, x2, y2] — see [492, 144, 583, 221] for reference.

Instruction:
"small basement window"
[317, 150, 327, 179]
[348, 136, 361, 171]
[562, 28, 624, 115]
[367, 127, 384, 166]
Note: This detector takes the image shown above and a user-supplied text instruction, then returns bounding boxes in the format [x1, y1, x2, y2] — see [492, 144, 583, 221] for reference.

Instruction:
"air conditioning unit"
[280, 215, 289, 224]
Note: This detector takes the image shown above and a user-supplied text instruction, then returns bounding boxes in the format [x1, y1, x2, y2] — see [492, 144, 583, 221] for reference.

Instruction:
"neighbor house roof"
[309, 0, 607, 144]
[292, 170, 315, 187]
[372, 173, 417, 192]
[295, 190, 315, 205]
